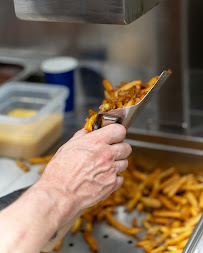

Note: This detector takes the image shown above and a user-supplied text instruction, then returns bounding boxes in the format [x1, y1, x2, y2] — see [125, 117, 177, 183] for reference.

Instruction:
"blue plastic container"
[41, 57, 78, 112]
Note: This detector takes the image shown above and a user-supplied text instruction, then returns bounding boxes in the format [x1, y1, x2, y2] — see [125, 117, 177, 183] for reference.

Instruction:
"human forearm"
[0, 125, 131, 253]
[0, 181, 76, 253]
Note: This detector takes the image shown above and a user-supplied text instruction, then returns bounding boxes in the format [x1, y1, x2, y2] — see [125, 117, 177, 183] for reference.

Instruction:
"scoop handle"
[93, 113, 122, 130]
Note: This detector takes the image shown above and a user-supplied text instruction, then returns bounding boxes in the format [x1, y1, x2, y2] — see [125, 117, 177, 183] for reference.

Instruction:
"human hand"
[38, 124, 132, 225]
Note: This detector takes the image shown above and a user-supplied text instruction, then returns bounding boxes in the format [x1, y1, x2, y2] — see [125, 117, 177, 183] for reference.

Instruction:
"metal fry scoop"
[93, 70, 172, 130]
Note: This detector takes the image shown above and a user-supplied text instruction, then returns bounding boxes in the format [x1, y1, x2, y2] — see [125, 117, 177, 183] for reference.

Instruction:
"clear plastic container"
[0, 82, 68, 159]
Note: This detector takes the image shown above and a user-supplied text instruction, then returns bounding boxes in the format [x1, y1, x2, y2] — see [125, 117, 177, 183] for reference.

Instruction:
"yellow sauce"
[8, 109, 37, 118]
[0, 112, 63, 159]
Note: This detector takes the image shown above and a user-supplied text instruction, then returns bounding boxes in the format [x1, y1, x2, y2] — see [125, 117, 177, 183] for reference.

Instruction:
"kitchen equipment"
[0, 63, 23, 85]
[0, 56, 42, 84]
[13, 0, 160, 24]
[93, 69, 172, 130]
[0, 82, 68, 159]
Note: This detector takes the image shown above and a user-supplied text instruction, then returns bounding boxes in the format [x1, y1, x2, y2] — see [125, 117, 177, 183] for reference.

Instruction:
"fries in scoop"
[84, 75, 159, 131]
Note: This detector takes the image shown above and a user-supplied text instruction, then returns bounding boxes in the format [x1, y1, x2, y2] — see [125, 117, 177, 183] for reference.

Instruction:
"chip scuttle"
[85, 70, 172, 131]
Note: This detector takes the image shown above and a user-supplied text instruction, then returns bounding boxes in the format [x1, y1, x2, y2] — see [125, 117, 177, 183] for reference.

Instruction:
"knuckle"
[91, 135, 104, 145]
[126, 143, 132, 154]
[114, 148, 122, 159]
[106, 124, 126, 138]
[114, 124, 126, 137]
[123, 159, 128, 169]
[101, 150, 114, 163]
[110, 175, 117, 188]
[118, 176, 124, 187]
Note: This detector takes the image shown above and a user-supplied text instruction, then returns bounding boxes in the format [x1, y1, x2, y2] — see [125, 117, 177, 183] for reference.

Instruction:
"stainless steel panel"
[13, 0, 160, 24]
[57, 130, 203, 252]
[1, 129, 203, 252]
[183, 214, 203, 253]
[0, 56, 39, 83]
[58, 207, 145, 253]
[156, 0, 190, 133]
[127, 128, 203, 172]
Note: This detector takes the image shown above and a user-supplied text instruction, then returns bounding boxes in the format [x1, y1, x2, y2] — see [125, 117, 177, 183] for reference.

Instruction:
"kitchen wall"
[0, 0, 158, 66]
[0, 0, 202, 135]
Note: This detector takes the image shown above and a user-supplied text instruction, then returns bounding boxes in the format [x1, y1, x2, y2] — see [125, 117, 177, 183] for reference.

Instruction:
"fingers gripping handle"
[43, 114, 121, 251]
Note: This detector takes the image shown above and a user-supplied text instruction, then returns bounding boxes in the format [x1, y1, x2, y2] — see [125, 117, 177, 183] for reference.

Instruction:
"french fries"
[105, 212, 143, 235]
[85, 113, 97, 132]
[15, 154, 53, 174]
[71, 217, 83, 234]
[69, 157, 203, 253]
[84, 75, 160, 131]
[53, 239, 63, 251]
[16, 160, 29, 172]
[28, 153, 54, 164]
[83, 232, 98, 252]
[38, 164, 47, 174]
[141, 197, 162, 209]
[15, 117, 202, 253]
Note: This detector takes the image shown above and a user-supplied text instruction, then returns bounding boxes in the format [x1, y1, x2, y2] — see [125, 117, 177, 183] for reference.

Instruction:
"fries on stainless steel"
[69, 157, 203, 253]
[71, 217, 83, 234]
[38, 164, 47, 174]
[105, 212, 143, 235]
[16, 160, 29, 172]
[28, 153, 54, 164]
[83, 232, 98, 252]
[53, 239, 63, 251]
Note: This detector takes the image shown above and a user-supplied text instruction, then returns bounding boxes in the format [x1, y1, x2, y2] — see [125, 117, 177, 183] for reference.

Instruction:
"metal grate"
[58, 206, 145, 253]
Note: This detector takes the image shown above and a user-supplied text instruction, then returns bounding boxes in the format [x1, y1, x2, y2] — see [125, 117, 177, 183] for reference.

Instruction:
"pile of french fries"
[16, 152, 203, 253]
[70, 156, 203, 253]
[85, 76, 159, 131]
[16, 153, 54, 174]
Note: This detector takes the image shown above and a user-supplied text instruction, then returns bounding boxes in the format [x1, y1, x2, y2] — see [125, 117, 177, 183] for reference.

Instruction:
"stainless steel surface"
[13, 0, 160, 24]
[0, 0, 159, 68]
[56, 129, 203, 252]
[1, 128, 203, 252]
[93, 70, 171, 130]
[58, 207, 145, 253]
[0, 157, 42, 198]
[183, 214, 203, 253]
[127, 128, 203, 172]
[156, 0, 190, 133]
[0, 56, 39, 82]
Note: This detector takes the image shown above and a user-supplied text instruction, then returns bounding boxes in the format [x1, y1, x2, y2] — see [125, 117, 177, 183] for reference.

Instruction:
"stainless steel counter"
[56, 129, 203, 253]
[0, 56, 203, 253]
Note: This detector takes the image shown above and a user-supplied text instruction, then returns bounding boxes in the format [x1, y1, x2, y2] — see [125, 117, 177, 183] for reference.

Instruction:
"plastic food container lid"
[41, 57, 79, 74]
[0, 81, 68, 124]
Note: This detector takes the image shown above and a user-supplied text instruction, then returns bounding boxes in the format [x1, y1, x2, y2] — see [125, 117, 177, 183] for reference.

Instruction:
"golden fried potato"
[84, 74, 160, 131]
